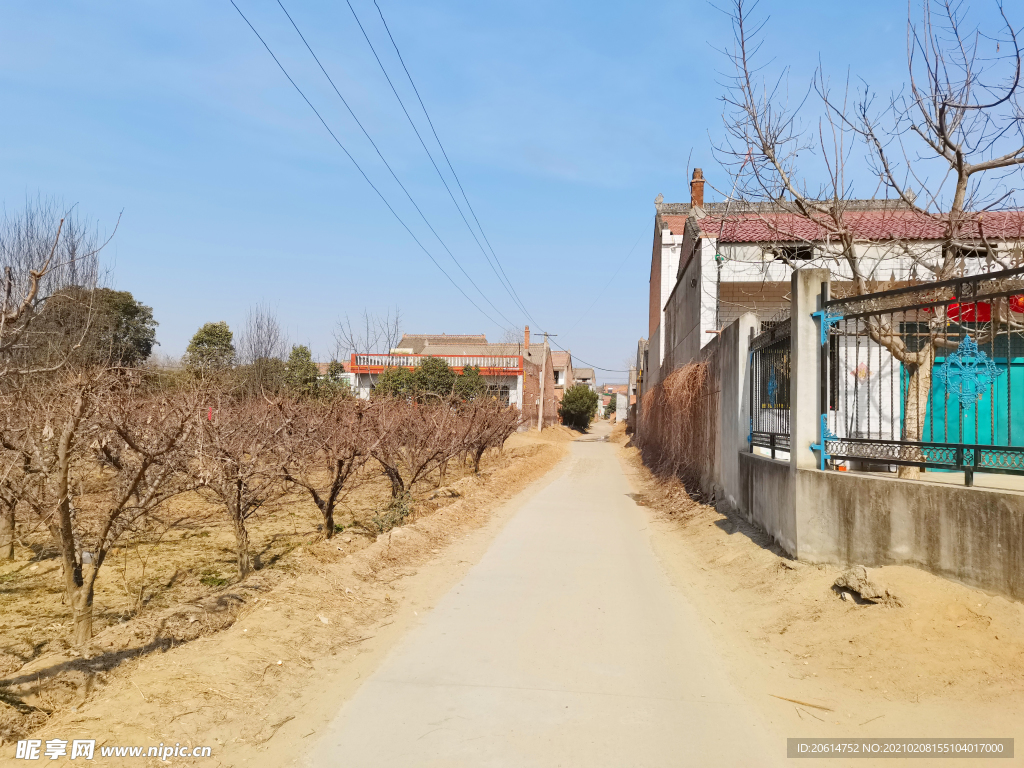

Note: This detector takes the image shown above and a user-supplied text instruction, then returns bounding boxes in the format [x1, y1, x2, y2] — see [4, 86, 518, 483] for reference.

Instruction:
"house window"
[485, 384, 511, 406]
[955, 245, 987, 259]
[764, 244, 815, 262]
[553, 370, 561, 385]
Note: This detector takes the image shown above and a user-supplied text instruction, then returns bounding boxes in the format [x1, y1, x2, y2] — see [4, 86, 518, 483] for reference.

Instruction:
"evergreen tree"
[285, 344, 320, 394]
[558, 384, 599, 430]
[454, 365, 487, 401]
[373, 366, 416, 398]
[413, 357, 457, 397]
[185, 322, 234, 373]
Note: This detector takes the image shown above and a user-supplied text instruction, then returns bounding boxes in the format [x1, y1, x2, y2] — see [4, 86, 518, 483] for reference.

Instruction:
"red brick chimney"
[690, 168, 705, 209]
[524, 325, 530, 348]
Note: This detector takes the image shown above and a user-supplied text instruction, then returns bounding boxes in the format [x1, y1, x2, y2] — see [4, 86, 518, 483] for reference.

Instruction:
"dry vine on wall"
[636, 362, 716, 493]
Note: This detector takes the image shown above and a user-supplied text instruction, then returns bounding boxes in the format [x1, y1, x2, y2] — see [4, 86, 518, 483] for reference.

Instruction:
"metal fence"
[817, 267, 1024, 485]
[749, 317, 792, 458]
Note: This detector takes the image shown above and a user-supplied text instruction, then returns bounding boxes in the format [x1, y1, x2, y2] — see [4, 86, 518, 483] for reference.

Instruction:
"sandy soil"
[0, 426, 573, 764]
[613, 423, 1024, 761]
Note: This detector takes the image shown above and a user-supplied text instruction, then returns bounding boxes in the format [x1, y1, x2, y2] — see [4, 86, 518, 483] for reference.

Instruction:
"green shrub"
[454, 365, 486, 400]
[374, 366, 416, 398]
[370, 493, 412, 534]
[559, 384, 599, 430]
[185, 321, 235, 373]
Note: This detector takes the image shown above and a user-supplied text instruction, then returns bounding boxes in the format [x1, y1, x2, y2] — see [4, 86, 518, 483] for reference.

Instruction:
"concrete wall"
[644, 230, 1024, 602]
[707, 314, 758, 515]
[794, 469, 1024, 600]
[739, 453, 797, 555]
[663, 240, 702, 375]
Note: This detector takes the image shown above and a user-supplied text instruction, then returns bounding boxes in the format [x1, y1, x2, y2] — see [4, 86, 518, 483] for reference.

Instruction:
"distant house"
[393, 334, 488, 353]
[575, 368, 595, 390]
[550, 351, 574, 407]
[347, 326, 560, 429]
[315, 360, 356, 389]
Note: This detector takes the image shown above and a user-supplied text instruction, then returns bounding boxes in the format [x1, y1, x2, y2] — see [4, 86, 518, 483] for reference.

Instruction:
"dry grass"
[0, 429, 571, 746]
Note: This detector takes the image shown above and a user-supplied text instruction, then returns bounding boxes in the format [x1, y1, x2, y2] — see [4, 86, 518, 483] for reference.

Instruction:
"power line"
[227, 0, 506, 330]
[236, 0, 635, 374]
[273, 0, 519, 330]
[353, 1, 632, 374]
[358, 4, 630, 374]
[564, 214, 654, 335]
[369, 0, 533, 323]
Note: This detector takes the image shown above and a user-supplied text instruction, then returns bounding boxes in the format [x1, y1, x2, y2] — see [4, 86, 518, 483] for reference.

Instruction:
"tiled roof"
[551, 351, 571, 367]
[315, 361, 350, 375]
[575, 368, 594, 380]
[399, 334, 488, 353]
[662, 210, 1024, 244]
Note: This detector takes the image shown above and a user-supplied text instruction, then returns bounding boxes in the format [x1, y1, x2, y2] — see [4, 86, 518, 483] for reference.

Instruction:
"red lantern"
[946, 302, 991, 322]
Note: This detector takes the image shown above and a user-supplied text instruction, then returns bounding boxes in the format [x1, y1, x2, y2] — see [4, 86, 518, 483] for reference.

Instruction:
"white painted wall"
[658, 231, 684, 370]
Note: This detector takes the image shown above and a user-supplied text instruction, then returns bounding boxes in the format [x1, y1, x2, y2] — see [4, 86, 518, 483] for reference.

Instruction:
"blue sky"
[0, 0, 1015, 379]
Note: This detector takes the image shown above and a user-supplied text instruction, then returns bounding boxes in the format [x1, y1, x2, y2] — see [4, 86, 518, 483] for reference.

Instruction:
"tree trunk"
[473, 445, 486, 474]
[229, 483, 252, 578]
[60, 554, 96, 645]
[897, 344, 935, 480]
[322, 504, 335, 539]
[71, 581, 95, 645]
[383, 466, 404, 498]
[1, 504, 14, 560]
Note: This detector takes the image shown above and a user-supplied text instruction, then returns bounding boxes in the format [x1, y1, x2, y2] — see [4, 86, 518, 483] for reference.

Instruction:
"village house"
[574, 368, 595, 390]
[644, 168, 1024, 390]
[550, 351, 574, 408]
[347, 327, 560, 429]
[631, 164, 1024, 605]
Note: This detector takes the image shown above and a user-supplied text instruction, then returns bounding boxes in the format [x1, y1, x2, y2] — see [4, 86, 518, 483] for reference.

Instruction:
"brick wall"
[649, 220, 663, 339]
[521, 348, 559, 429]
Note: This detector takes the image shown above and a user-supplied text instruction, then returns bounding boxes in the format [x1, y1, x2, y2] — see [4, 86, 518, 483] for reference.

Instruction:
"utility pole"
[537, 336, 545, 431]
[538, 333, 555, 431]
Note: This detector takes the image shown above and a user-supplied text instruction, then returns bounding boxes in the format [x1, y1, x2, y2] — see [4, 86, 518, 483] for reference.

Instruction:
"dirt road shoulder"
[615, 432, 1024, 764]
[19, 430, 571, 767]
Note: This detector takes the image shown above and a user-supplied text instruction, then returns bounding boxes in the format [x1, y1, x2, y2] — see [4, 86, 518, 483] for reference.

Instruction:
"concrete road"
[306, 425, 785, 767]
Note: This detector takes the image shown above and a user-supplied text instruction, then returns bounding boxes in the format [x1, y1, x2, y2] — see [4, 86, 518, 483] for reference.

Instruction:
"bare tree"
[236, 303, 288, 396]
[193, 394, 290, 577]
[0, 371, 196, 643]
[334, 308, 402, 358]
[364, 399, 459, 498]
[237, 303, 288, 364]
[716, 0, 1024, 477]
[0, 199, 116, 377]
[279, 398, 378, 538]
[0, 467, 19, 560]
[462, 400, 522, 473]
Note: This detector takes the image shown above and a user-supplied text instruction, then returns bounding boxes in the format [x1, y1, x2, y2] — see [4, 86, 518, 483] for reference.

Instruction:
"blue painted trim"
[936, 334, 1004, 407]
[810, 414, 837, 470]
[811, 308, 843, 345]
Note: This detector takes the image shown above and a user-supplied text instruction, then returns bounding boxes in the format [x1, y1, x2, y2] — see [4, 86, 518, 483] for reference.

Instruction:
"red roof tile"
[663, 210, 1024, 244]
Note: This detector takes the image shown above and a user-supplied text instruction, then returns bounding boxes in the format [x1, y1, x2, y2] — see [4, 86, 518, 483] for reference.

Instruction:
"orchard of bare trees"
[0, 365, 521, 645]
[0, 200, 522, 649]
